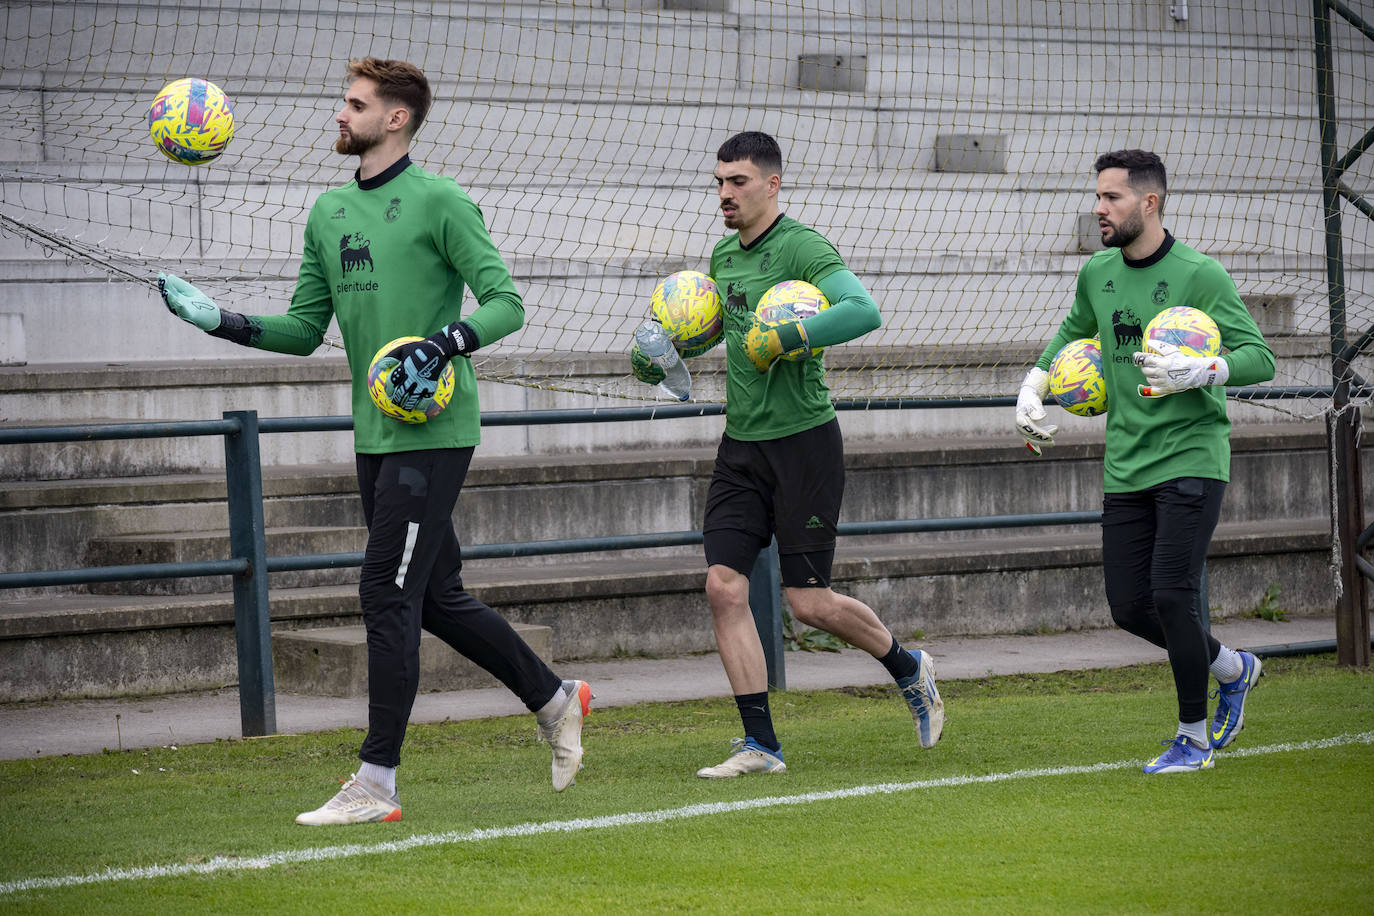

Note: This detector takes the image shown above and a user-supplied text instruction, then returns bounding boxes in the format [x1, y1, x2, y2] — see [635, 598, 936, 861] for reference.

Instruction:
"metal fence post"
[223, 410, 277, 736]
[749, 538, 786, 690]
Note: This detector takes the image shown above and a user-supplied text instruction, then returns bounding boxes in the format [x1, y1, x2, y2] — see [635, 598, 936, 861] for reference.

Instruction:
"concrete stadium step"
[0, 518, 1333, 702]
[272, 623, 553, 697]
[85, 526, 368, 595]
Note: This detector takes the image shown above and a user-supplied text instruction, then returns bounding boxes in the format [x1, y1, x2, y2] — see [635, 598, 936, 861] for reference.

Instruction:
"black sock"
[735, 692, 779, 752]
[879, 637, 919, 681]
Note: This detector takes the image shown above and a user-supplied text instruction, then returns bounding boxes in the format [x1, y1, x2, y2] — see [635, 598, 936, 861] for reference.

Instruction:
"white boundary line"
[4, 730, 1371, 897]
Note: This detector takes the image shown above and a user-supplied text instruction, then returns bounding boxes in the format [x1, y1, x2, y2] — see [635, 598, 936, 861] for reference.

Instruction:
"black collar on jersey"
[739, 213, 786, 251]
[355, 154, 411, 191]
[1122, 230, 1175, 269]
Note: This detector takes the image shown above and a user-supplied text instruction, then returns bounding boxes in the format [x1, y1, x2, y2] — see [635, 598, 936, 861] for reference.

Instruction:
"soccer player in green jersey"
[159, 58, 593, 824]
[1015, 149, 1274, 774]
[636, 131, 944, 777]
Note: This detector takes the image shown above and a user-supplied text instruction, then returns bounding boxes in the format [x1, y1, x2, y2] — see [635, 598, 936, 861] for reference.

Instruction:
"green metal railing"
[0, 389, 1326, 736]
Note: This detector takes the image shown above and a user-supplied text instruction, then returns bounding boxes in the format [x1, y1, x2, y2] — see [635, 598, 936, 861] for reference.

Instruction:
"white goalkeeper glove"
[1014, 366, 1057, 456]
[1132, 341, 1229, 398]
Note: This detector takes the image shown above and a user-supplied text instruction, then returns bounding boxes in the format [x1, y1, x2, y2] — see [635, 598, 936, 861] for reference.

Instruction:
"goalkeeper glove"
[742, 312, 810, 373]
[1014, 367, 1058, 456]
[630, 344, 666, 385]
[159, 272, 221, 332]
[1132, 341, 1229, 398]
[384, 321, 479, 411]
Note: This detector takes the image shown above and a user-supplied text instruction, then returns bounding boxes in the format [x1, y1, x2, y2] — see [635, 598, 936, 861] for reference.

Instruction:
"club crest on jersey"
[385, 197, 401, 223]
[1112, 307, 1143, 348]
[340, 232, 374, 273]
[724, 280, 750, 314]
[1152, 281, 1170, 304]
[759, 251, 772, 272]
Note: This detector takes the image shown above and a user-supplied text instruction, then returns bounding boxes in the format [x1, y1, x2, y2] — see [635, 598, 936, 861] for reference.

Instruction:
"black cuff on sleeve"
[432, 320, 480, 358]
[208, 310, 262, 347]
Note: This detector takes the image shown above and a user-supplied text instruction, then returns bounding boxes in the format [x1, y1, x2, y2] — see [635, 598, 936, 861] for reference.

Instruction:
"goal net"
[1, 1, 1370, 416]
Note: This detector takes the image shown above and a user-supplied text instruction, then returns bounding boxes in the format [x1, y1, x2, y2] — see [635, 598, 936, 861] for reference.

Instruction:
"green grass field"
[2, 655, 1372, 914]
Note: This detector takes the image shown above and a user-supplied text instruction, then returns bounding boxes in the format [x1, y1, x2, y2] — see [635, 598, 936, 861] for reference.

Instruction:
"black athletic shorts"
[703, 417, 843, 588]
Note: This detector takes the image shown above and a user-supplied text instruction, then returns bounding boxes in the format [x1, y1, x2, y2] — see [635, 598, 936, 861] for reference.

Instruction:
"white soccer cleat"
[539, 679, 593, 791]
[896, 649, 945, 748]
[696, 737, 787, 778]
[295, 773, 401, 826]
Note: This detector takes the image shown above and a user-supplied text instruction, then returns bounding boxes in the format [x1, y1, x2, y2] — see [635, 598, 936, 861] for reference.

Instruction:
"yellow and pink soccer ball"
[1144, 306, 1221, 358]
[1049, 337, 1108, 417]
[147, 78, 235, 166]
[754, 280, 831, 360]
[650, 270, 724, 358]
[366, 337, 456, 424]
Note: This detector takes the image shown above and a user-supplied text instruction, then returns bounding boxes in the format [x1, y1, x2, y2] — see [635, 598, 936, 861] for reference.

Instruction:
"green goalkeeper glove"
[742, 312, 810, 373]
[159, 272, 221, 331]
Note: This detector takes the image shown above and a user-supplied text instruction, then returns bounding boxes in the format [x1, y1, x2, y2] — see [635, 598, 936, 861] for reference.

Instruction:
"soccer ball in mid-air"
[650, 270, 723, 358]
[755, 280, 830, 360]
[147, 78, 235, 166]
[1144, 306, 1221, 358]
[366, 337, 456, 424]
[1049, 337, 1108, 416]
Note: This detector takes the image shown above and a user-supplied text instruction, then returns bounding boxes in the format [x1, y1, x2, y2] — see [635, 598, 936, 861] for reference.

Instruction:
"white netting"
[0, 1, 1370, 411]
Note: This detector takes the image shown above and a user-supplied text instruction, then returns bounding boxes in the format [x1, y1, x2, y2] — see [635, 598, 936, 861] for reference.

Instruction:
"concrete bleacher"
[0, 422, 1361, 701]
[0, 2, 1368, 700]
[1, 0, 1364, 365]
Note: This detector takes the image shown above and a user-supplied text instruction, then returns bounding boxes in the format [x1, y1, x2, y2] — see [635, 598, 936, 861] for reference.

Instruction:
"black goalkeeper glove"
[385, 321, 479, 411]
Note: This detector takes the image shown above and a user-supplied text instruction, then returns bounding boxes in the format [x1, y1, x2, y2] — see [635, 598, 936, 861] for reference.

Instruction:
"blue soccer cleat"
[1210, 651, 1263, 749]
[896, 649, 944, 748]
[1142, 736, 1215, 774]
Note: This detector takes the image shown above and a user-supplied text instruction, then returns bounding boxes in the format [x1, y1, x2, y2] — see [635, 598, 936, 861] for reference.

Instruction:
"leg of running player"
[1106, 478, 1241, 773]
[297, 449, 446, 824]
[419, 521, 591, 792]
[697, 432, 787, 778]
[770, 420, 942, 748]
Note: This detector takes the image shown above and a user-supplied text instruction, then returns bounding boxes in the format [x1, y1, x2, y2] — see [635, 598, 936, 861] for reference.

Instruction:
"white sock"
[358, 761, 396, 797]
[1177, 720, 1209, 747]
[535, 684, 569, 726]
[1210, 645, 1244, 684]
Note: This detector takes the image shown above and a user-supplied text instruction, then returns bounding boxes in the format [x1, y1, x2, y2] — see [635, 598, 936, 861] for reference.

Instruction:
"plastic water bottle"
[633, 320, 692, 401]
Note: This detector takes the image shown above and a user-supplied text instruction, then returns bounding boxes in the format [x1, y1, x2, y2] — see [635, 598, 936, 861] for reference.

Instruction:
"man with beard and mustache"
[158, 58, 593, 823]
[634, 131, 945, 778]
[1014, 149, 1274, 774]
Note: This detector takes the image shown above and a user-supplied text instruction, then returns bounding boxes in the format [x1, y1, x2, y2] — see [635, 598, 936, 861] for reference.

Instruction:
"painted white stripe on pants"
[2, 730, 1370, 896]
[394, 521, 420, 589]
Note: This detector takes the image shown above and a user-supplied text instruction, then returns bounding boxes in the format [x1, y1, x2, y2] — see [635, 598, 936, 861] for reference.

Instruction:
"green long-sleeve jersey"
[1035, 233, 1274, 492]
[710, 215, 881, 441]
[233, 155, 524, 453]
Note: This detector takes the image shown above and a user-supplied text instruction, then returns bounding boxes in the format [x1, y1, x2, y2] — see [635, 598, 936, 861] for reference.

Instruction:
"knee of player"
[705, 564, 749, 611]
[1108, 598, 1153, 631]
[786, 588, 839, 630]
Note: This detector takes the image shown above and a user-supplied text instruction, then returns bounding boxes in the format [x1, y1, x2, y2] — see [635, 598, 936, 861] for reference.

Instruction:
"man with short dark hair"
[159, 58, 593, 823]
[637, 131, 944, 778]
[1015, 149, 1274, 773]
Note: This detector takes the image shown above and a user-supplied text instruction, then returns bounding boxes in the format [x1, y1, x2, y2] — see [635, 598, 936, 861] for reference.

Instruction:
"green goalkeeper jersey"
[236, 156, 524, 453]
[710, 215, 880, 441]
[1035, 233, 1274, 492]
